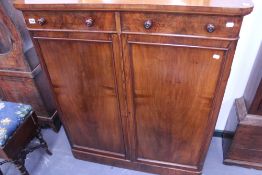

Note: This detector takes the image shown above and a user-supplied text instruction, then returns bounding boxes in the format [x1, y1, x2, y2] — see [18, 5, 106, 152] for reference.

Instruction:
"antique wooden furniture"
[0, 1, 60, 132]
[224, 97, 262, 170]
[249, 79, 262, 115]
[0, 101, 51, 175]
[13, 0, 253, 174]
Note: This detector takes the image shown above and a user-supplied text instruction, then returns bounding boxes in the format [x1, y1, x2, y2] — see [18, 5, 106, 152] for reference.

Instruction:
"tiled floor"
[2, 128, 262, 175]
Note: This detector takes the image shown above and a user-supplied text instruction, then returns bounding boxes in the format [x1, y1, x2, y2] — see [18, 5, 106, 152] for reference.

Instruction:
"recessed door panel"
[37, 39, 125, 156]
[128, 43, 225, 166]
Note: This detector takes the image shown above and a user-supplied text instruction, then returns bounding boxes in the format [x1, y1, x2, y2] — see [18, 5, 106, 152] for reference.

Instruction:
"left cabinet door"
[34, 32, 126, 159]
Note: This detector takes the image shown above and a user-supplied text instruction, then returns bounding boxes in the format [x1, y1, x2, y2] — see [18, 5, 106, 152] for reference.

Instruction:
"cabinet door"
[35, 34, 125, 158]
[123, 35, 226, 167]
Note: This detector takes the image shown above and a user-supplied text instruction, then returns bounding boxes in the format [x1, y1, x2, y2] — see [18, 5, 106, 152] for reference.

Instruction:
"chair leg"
[8, 127, 51, 175]
[36, 127, 52, 155]
[0, 160, 29, 175]
[14, 159, 29, 175]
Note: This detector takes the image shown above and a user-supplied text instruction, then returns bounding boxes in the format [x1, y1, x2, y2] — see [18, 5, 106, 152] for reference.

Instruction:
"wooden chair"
[0, 101, 52, 175]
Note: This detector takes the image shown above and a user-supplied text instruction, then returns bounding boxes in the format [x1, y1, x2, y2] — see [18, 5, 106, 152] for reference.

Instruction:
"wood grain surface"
[14, 1, 253, 174]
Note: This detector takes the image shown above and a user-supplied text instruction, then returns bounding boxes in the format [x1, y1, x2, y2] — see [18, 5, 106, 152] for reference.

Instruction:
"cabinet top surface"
[13, 0, 253, 15]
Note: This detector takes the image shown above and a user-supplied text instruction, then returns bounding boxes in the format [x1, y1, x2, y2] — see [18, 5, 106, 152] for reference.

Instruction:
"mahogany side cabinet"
[13, 1, 253, 174]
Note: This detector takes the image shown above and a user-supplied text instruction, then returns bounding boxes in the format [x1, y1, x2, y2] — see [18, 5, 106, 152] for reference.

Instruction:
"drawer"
[121, 12, 242, 38]
[23, 11, 116, 32]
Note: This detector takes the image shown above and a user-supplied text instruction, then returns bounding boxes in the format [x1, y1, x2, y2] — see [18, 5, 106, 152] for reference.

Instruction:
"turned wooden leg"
[36, 128, 52, 155]
[14, 159, 29, 175]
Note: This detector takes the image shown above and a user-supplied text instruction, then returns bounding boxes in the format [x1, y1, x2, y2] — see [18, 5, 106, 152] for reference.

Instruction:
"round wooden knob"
[86, 18, 94, 27]
[37, 18, 46, 26]
[144, 20, 152, 29]
[206, 24, 215, 33]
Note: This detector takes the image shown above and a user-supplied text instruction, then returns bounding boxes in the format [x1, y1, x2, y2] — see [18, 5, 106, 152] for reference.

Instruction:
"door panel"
[127, 42, 225, 166]
[37, 39, 125, 156]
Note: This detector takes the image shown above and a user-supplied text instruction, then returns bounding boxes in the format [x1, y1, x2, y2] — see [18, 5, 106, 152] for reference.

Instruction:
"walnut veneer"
[13, 0, 253, 174]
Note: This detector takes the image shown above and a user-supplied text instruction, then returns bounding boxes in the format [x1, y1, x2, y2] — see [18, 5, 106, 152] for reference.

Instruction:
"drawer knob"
[144, 20, 152, 29]
[37, 18, 46, 26]
[86, 18, 94, 27]
[206, 24, 215, 33]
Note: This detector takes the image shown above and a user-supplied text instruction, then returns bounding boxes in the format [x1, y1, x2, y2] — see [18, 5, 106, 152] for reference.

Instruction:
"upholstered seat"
[0, 101, 51, 175]
[0, 101, 32, 147]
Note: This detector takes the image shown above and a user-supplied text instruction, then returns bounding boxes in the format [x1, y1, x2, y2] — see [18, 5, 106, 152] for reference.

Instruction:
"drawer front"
[121, 12, 242, 38]
[23, 11, 116, 32]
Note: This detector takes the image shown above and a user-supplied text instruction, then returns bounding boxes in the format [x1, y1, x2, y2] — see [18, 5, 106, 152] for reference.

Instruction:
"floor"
[1, 128, 262, 175]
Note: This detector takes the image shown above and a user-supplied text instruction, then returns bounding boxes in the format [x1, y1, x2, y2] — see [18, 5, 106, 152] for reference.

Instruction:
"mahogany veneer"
[14, 0, 253, 174]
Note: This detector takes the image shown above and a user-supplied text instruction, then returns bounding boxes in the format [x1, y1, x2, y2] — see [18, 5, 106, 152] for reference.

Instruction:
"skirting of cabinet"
[224, 151, 262, 170]
[37, 110, 61, 132]
[72, 148, 201, 175]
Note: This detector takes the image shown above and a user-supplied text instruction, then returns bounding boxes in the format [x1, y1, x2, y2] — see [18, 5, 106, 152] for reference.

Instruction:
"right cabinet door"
[123, 35, 226, 167]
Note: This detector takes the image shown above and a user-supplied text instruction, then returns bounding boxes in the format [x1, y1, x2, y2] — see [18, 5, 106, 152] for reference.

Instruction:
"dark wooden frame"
[0, 112, 52, 175]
